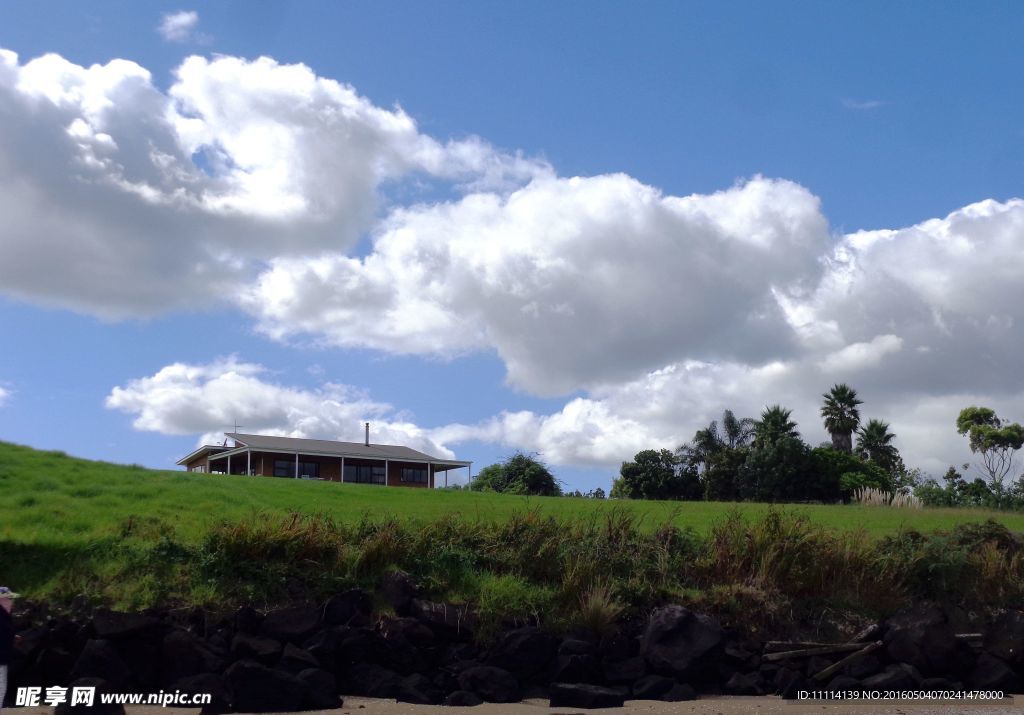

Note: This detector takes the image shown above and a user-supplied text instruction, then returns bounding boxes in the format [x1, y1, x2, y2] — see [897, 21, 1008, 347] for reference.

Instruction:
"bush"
[471, 453, 562, 496]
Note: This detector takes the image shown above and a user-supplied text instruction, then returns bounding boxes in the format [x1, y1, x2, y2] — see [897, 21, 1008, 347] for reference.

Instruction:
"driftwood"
[955, 633, 982, 640]
[762, 642, 866, 662]
[765, 641, 853, 652]
[812, 640, 883, 682]
[848, 623, 882, 643]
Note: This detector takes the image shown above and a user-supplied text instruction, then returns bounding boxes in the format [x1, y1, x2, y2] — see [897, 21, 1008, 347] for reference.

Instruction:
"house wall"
[194, 448, 445, 489]
[184, 455, 211, 472]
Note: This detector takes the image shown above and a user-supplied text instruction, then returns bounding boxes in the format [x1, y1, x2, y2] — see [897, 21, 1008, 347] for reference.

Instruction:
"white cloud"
[105, 357, 455, 458]
[0, 385, 9, 407]
[841, 98, 885, 110]
[4, 46, 1024, 478]
[241, 174, 830, 395]
[158, 11, 200, 43]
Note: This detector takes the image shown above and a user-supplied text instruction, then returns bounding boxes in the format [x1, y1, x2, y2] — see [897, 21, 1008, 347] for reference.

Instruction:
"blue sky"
[1, 2, 1023, 490]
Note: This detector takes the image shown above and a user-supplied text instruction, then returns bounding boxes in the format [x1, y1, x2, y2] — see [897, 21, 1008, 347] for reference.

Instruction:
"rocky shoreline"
[6, 580, 1023, 712]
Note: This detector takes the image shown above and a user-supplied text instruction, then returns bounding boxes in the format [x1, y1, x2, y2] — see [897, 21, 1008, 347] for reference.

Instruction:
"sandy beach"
[14, 695, 1020, 715]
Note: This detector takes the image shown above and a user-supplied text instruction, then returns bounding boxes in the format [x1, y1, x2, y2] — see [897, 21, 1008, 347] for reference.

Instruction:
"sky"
[1, 1, 1023, 491]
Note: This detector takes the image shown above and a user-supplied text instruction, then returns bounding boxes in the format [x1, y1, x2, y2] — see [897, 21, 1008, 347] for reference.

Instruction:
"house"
[176, 425, 472, 488]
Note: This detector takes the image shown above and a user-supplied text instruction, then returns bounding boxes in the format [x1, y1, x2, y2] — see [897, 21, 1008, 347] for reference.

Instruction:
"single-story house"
[176, 427, 472, 488]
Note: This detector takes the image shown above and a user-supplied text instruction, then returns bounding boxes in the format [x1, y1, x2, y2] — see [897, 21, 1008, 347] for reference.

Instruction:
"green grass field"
[3, 439, 1024, 548]
[3, 440, 1023, 622]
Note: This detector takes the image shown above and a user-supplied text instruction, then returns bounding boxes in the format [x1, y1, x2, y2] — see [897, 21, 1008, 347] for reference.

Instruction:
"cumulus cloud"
[5, 46, 1024, 478]
[158, 11, 201, 43]
[0, 48, 547, 317]
[241, 174, 830, 395]
[105, 357, 455, 458]
[0, 385, 10, 407]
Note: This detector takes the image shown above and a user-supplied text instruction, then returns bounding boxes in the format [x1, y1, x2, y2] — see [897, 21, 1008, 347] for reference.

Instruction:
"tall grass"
[854, 486, 923, 509]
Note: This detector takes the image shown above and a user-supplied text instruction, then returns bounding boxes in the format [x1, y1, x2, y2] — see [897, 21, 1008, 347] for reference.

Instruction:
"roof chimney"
[365, 422, 370, 446]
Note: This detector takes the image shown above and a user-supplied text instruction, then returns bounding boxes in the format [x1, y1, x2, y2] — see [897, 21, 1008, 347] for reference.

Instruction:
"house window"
[273, 460, 320, 478]
[190, 464, 207, 473]
[343, 464, 386, 485]
[400, 467, 427, 484]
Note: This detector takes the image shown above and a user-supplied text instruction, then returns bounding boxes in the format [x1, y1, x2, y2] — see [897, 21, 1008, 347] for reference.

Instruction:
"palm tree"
[821, 383, 863, 453]
[680, 409, 756, 467]
[754, 405, 800, 448]
[856, 419, 899, 472]
[721, 409, 757, 449]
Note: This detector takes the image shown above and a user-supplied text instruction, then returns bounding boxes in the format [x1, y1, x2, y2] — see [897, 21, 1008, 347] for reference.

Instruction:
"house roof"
[175, 444, 231, 466]
[205, 432, 470, 467]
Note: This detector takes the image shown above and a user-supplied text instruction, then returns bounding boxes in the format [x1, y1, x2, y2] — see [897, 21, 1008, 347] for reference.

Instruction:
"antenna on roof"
[365, 422, 370, 447]
[233, 420, 244, 434]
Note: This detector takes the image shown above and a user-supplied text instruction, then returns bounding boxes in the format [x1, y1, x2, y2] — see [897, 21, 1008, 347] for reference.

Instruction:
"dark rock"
[826, 675, 861, 692]
[984, 610, 1024, 666]
[234, 606, 262, 635]
[485, 626, 558, 679]
[549, 682, 625, 709]
[302, 626, 346, 670]
[334, 628, 391, 667]
[383, 617, 435, 649]
[559, 638, 596, 656]
[37, 647, 77, 686]
[598, 632, 638, 662]
[846, 654, 882, 679]
[161, 629, 225, 684]
[602, 655, 646, 684]
[920, 676, 952, 690]
[862, 664, 916, 691]
[805, 655, 833, 677]
[339, 663, 402, 698]
[296, 668, 341, 710]
[411, 599, 477, 640]
[223, 660, 305, 713]
[69, 640, 132, 690]
[883, 603, 959, 676]
[631, 674, 675, 700]
[259, 605, 320, 644]
[641, 605, 724, 679]
[171, 673, 231, 715]
[457, 665, 522, 703]
[379, 570, 418, 614]
[664, 683, 697, 701]
[278, 642, 320, 673]
[91, 610, 163, 641]
[969, 653, 1021, 691]
[111, 637, 161, 690]
[724, 670, 764, 695]
[549, 654, 601, 684]
[396, 673, 443, 704]
[230, 633, 282, 665]
[54, 677, 125, 715]
[323, 589, 373, 627]
[443, 690, 483, 706]
[780, 675, 811, 700]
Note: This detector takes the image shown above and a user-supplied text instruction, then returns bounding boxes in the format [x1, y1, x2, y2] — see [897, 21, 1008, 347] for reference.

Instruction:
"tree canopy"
[821, 383, 862, 453]
[612, 449, 701, 501]
[471, 452, 562, 496]
[956, 406, 1024, 505]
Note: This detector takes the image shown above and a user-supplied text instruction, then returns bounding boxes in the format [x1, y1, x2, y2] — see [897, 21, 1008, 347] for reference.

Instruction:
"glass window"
[344, 464, 386, 484]
[401, 467, 427, 484]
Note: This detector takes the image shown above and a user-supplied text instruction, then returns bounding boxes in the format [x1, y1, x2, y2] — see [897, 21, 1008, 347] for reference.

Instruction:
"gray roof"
[219, 432, 469, 465]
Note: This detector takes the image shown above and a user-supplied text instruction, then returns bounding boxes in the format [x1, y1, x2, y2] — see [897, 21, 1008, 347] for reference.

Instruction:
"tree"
[612, 449, 701, 501]
[471, 452, 562, 496]
[820, 384, 863, 453]
[738, 436, 819, 502]
[956, 407, 1024, 507]
[679, 409, 753, 467]
[855, 418, 900, 474]
[812, 446, 891, 500]
[702, 446, 749, 501]
[754, 405, 800, 448]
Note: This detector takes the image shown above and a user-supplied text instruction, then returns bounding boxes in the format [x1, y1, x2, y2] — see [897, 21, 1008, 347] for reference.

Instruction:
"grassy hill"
[2, 440, 1023, 623]
[3, 440, 1024, 545]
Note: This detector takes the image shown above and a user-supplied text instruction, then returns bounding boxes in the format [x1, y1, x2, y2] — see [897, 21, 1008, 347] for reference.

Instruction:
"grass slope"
[2, 441, 1023, 626]
[3, 440, 1024, 546]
